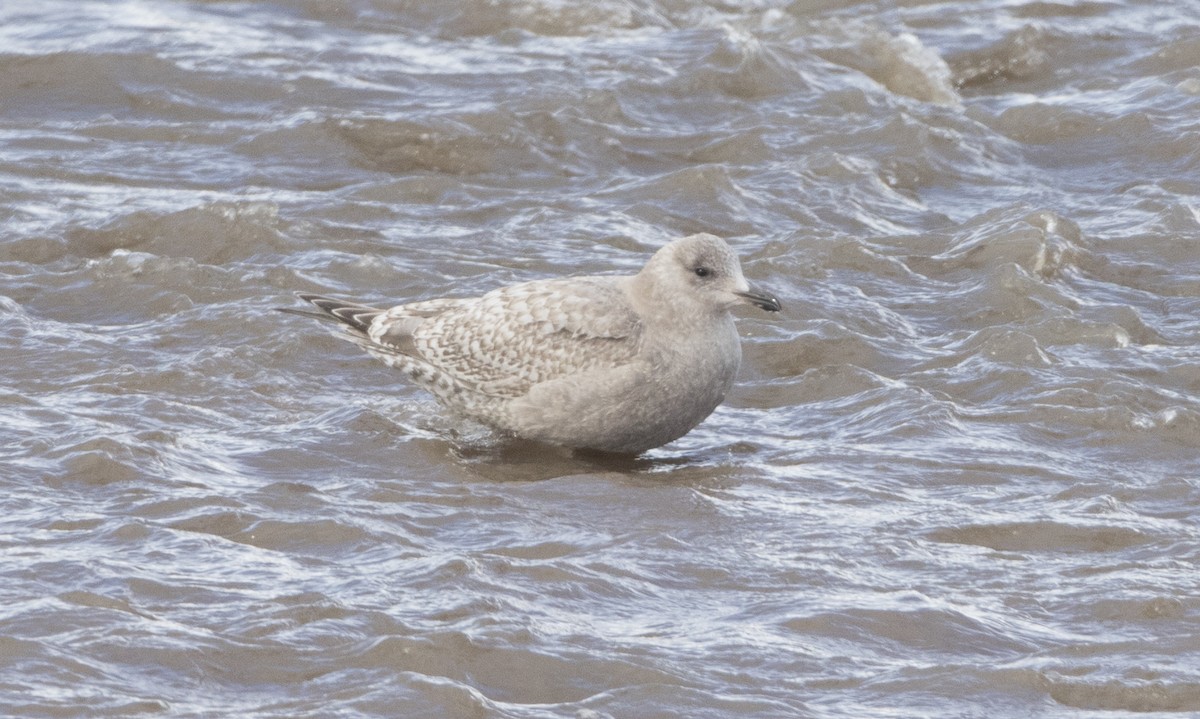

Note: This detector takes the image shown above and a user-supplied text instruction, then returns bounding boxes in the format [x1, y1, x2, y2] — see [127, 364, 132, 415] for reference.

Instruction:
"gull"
[280, 233, 781, 454]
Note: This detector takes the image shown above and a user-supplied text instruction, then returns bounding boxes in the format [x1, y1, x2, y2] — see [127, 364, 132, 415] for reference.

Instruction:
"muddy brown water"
[2, 1, 1199, 717]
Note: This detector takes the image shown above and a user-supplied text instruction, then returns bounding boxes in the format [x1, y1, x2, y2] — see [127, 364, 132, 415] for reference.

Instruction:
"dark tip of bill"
[737, 291, 782, 312]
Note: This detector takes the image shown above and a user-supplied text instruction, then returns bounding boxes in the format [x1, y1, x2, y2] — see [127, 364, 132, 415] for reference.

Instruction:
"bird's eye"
[693, 266, 711, 278]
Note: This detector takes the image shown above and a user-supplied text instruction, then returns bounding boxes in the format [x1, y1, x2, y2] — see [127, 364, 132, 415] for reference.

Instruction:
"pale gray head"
[636, 233, 782, 317]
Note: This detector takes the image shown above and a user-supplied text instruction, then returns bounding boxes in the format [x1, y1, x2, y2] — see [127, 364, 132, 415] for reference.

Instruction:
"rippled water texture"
[2, 1, 1199, 717]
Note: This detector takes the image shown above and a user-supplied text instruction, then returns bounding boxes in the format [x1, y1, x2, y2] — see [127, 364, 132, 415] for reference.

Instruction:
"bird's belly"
[500, 342, 740, 453]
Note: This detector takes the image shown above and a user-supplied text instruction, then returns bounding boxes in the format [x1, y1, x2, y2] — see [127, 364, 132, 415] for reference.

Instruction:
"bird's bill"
[735, 289, 782, 313]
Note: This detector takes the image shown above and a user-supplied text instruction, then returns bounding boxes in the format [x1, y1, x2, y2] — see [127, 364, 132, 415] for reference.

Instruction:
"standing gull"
[281, 233, 781, 453]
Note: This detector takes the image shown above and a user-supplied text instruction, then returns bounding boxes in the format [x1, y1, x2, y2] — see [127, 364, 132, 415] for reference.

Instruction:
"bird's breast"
[641, 317, 741, 408]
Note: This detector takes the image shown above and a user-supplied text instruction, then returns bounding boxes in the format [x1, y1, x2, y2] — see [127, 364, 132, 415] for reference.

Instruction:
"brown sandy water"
[2, 1, 1199, 717]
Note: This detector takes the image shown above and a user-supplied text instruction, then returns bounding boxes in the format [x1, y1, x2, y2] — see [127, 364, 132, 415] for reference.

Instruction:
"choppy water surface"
[2, 0, 1199, 716]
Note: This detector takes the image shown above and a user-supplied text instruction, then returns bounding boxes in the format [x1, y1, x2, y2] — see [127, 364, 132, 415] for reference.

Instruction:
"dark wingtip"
[275, 306, 336, 322]
[277, 293, 382, 331]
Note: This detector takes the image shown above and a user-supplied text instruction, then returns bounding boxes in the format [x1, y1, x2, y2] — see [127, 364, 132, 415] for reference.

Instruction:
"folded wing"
[382, 277, 642, 398]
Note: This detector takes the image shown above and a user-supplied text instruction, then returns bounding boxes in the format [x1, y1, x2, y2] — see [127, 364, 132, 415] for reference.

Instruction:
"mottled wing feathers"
[287, 278, 642, 400]
[372, 277, 642, 398]
[368, 298, 469, 356]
